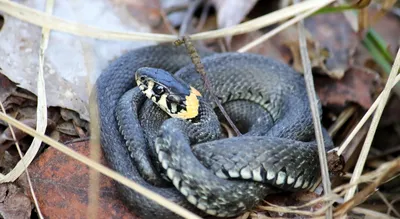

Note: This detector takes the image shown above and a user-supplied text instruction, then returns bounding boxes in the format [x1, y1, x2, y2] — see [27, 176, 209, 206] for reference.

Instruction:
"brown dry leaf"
[314, 67, 381, 110]
[0, 183, 32, 219]
[304, 13, 359, 79]
[0, 73, 17, 104]
[0, 119, 36, 151]
[26, 141, 138, 219]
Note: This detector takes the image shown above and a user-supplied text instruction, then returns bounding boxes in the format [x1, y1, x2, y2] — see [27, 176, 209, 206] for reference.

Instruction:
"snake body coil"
[93, 44, 334, 218]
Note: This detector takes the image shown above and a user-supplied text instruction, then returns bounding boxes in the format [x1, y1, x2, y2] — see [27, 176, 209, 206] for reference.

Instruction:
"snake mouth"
[135, 67, 201, 119]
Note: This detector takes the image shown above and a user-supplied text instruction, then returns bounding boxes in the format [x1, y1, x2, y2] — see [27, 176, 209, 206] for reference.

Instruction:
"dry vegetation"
[0, 0, 399, 218]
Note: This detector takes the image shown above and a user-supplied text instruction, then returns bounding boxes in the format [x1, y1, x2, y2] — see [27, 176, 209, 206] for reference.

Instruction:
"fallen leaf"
[314, 67, 381, 110]
[304, 13, 359, 79]
[26, 141, 138, 219]
[0, 72, 17, 104]
[0, 183, 32, 219]
[0, 0, 156, 121]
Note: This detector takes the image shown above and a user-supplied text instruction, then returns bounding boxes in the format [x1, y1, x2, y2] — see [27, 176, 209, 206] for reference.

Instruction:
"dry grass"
[0, 0, 399, 218]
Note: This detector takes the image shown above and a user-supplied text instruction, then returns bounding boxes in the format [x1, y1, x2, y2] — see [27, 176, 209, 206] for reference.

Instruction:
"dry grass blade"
[238, 0, 334, 53]
[256, 158, 399, 217]
[344, 47, 400, 202]
[0, 0, 332, 42]
[337, 158, 400, 216]
[338, 74, 400, 155]
[351, 207, 397, 219]
[328, 106, 357, 137]
[376, 191, 400, 217]
[191, 0, 333, 40]
[0, 0, 176, 42]
[0, 112, 202, 219]
[297, 10, 333, 219]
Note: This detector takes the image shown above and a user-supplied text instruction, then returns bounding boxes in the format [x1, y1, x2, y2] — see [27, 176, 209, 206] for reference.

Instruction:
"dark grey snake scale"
[92, 44, 334, 218]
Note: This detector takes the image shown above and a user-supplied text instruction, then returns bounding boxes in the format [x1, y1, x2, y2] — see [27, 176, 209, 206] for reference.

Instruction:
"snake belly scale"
[92, 44, 334, 218]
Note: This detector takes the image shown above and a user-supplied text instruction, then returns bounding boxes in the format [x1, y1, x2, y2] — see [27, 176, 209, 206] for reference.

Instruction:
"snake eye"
[153, 84, 165, 95]
[167, 95, 180, 103]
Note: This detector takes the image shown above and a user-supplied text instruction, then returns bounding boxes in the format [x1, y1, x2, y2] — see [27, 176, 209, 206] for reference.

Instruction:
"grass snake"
[92, 44, 334, 218]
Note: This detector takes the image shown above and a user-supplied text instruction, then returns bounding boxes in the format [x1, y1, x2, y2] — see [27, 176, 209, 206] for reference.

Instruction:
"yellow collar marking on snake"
[176, 87, 201, 119]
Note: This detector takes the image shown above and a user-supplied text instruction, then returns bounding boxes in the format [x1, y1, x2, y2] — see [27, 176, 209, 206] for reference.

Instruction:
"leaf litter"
[0, 0, 400, 218]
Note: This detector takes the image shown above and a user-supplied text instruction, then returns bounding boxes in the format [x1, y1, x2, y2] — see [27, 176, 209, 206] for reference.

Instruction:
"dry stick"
[237, 0, 334, 53]
[297, 16, 333, 219]
[175, 36, 242, 136]
[0, 112, 202, 219]
[337, 74, 400, 155]
[344, 48, 400, 202]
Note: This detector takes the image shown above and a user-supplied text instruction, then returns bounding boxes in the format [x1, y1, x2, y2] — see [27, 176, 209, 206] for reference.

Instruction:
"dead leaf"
[304, 13, 359, 79]
[314, 67, 381, 110]
[0, 183, 32, 219]
[26, 141, 138, 219]
[0, 119, 36, 151]
[0, 0, 156, 122]
[0, 73, 17, 104]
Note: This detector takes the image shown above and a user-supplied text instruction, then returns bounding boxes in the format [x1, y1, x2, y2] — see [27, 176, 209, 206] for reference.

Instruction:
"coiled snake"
[92, 44, 334, 218]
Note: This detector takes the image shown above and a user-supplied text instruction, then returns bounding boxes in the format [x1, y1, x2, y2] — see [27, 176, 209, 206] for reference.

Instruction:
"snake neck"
[184, 97, 221, 145]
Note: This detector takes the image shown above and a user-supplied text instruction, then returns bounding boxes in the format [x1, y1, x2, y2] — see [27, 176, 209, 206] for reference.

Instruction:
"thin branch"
[297, 13, 332, 219]
[175, 36, 242, 136]
[344, 47, 400, 201]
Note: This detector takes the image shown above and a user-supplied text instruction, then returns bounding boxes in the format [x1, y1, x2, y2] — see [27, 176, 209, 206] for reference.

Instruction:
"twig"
[63, 136, 91, 145]
[175, 36, 242, 136]
[0, 111, 202, 219]
[376, 191, 400, 217]
[297, 12, 332, 219]
[344, 48, 400, 202]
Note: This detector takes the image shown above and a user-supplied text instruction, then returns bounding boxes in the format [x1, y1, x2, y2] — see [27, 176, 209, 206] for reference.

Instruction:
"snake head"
[135, 67, 202, 119]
